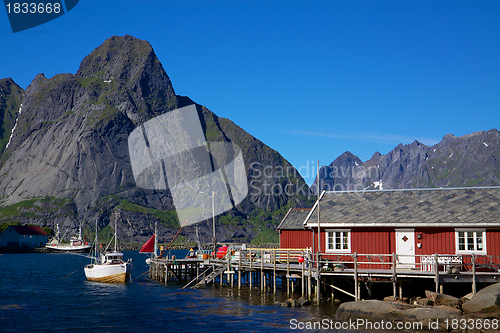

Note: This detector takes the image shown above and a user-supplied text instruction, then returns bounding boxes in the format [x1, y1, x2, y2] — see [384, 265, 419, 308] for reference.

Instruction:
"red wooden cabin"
[278, 187, 500, 271]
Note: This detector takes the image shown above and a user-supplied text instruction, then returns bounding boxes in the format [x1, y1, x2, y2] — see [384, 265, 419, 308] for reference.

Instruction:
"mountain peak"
[336, 151, 359, 161]
[328, 151, 362, 168]
[77, 35, 176, 114]
[77, 35, 155, 81]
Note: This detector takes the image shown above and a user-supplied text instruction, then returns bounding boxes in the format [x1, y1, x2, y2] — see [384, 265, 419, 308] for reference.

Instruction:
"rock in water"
[297, 296, 311, 306]
[424, 290, 462, 308]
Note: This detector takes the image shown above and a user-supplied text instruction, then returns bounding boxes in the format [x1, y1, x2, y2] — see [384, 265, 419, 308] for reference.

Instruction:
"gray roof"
[305, 187, 500, 227]
[278, 208, 312, 230]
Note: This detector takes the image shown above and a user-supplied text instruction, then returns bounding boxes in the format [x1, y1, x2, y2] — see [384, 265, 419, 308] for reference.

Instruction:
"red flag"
[139, 234, 155, 253]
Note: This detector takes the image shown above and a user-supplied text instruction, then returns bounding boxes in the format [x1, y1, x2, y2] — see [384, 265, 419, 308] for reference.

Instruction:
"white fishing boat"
[46, 224, 92, 253]
[84, 210, 133, 283]
[84, 250, 133, 283]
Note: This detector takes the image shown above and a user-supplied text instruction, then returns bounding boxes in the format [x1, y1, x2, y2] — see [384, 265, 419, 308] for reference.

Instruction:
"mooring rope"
[62, 268, 81, 279]
[133, 270, 150, 281]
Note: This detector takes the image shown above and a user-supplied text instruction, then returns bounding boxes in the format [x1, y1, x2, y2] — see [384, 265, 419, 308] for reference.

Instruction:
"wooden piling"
[392, 252, 397, 298]
[354, 252, 359, 301]
[261, 250, 264, 292]
[273, 250, 277, 295]
[472, 253, 477, 295]
[434, 253, 439, 293]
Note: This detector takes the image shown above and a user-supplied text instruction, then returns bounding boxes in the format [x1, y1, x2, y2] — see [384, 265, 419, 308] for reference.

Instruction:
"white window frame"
[455, 229, 487, 254]
[325, 229, 351, 253]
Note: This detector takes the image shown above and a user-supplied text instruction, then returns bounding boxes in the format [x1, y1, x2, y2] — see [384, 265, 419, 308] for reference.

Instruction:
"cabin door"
[395, 229, 415, 268]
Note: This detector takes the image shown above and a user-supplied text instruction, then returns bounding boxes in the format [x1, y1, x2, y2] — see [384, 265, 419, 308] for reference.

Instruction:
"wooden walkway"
[148, 249, 500, 304]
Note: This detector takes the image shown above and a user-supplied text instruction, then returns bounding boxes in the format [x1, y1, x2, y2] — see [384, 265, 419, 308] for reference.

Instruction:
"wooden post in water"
[316, 254, 320, 305]
[472, 253, 477, 295]
[249, 249, 252, 270]
[273, 250, 277, 295]
[261, 250, 264, 293]
[392, 252, 397, 298]
[238, 249, 242, 290]
[308, 259, 312, 301]
[301, 261, 305, 297]
[434, 253, 440, 293]
[287, 251, 290, 297]
[227, 253, 232, 288]
[354, 252, 359, 301]
[331, 276, 334, 303]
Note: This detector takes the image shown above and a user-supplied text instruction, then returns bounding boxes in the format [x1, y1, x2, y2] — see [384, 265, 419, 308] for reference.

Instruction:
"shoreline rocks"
[334, 283, 500, 331]
[334, 299, 462, 331]
[276, 296, 312, 308]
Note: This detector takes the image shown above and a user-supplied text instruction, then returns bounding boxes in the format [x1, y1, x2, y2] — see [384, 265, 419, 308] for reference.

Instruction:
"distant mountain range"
[311, 129, 500, 194]
[0, 35, 313, 245]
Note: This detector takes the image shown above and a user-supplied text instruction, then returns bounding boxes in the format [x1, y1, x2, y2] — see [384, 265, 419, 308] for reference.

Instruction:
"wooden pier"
[148, 248, 500, 303]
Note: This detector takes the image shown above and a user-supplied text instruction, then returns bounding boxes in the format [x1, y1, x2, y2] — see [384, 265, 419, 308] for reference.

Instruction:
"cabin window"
[455, 229, 486, 254]
[325, 229, 351, 253]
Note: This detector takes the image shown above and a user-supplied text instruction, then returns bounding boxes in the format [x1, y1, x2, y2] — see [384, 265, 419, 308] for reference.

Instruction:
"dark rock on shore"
[334, 300, 413, 322]
[334, 300, 461, 331]
[297, 296, 311, 306]
[276, 296, 311, 308]
[425, 290, 462, 309]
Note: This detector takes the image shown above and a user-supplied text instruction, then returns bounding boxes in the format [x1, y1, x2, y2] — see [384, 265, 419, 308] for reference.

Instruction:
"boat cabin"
[102, 252, 125, 264]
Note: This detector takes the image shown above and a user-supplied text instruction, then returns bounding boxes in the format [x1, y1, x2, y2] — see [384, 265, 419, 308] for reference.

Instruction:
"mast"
[317, 160, 320, 255]
[115, 203, 119, 252]
[94, 218, 98, 264]
[154, 220, 157, 258]
[56, 223, 60, 241]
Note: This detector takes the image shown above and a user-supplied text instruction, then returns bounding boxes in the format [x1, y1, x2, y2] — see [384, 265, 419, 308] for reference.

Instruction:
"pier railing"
[310, 252, 500, 274]
[218, 249, 500, 278]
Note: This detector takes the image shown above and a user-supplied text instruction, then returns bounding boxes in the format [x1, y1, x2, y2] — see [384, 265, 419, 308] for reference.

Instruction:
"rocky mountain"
[312, 129, 500, 194]
[0, 78, 23, 155]
[0, 35, 313, 245]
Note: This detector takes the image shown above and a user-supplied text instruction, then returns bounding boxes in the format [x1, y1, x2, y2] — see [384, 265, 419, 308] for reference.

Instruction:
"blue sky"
[1, 0, 499, 184]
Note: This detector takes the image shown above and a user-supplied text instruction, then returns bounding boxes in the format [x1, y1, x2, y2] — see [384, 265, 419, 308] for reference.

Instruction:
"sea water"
[0, 251, 340, 332]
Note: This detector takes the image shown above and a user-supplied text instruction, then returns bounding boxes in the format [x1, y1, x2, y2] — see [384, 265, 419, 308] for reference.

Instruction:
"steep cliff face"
[0, 35, 312, 244]
[0, 78, 24, 156]
[315, 129, 500, 193]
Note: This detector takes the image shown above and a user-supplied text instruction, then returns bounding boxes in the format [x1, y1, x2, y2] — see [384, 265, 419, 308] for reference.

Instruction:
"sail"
[139, 234, 155, 253]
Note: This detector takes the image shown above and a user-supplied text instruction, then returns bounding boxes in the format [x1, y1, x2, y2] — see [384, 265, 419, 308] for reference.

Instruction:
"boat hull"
[84, 262, 132, 283]
[46, 244, 92, 253]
